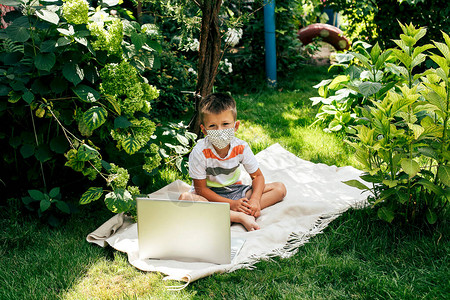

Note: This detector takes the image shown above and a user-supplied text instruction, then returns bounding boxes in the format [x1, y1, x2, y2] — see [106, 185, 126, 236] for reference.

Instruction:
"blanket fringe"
[229, 210, 348, 272]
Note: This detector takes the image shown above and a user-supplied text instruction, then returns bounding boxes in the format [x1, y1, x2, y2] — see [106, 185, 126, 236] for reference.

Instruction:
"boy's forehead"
[202, 110, 235, 124]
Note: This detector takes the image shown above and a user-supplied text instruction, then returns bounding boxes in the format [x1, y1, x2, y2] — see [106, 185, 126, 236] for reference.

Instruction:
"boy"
[179, 93, 286, 231]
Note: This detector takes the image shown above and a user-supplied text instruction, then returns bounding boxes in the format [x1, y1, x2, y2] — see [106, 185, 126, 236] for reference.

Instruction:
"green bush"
[330, 23, 449, 224]
[0, 0, 168, 221]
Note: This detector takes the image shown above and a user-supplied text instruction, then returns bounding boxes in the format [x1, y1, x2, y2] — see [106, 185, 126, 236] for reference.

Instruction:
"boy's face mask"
[206, 127, 235, 149]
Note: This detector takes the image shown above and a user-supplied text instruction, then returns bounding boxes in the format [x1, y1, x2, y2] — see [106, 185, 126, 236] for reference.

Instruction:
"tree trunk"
[189, 0, 223, 135]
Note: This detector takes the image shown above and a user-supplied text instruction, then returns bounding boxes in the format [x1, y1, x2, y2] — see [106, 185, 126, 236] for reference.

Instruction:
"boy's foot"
[238, 213, 260, 231]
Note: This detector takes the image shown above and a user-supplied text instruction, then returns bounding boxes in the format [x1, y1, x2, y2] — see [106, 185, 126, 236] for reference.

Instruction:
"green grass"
[1, 65, 448, 299]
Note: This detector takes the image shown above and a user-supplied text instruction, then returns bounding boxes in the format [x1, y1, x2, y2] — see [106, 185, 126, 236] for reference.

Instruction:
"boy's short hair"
[199, 93, 237, 124]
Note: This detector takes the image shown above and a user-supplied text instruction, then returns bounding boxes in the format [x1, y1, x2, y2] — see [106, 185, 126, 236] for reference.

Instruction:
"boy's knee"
[179, 192, 191, 200]
[275, 182, 287, 198]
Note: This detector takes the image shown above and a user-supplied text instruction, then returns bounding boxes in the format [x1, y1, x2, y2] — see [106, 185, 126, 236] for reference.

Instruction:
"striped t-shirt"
[189, 137, 259, 188]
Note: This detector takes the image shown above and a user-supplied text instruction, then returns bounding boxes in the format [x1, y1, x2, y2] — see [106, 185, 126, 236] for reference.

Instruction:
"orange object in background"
[298, 23, 350, 51]
[1, 4, 15, 29]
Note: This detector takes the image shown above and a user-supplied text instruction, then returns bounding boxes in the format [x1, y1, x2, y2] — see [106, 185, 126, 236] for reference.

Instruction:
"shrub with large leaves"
[340, 23, 449, 224]
[0, 0, 164, 218]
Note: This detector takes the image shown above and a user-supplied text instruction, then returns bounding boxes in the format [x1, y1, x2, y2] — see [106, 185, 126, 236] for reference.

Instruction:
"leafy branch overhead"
[0, 0, 169, 218]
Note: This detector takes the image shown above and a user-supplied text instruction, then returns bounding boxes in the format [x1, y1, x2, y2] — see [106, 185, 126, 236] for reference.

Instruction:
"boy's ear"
[234, 120, 240, 132]
[200, 124, 207, 135]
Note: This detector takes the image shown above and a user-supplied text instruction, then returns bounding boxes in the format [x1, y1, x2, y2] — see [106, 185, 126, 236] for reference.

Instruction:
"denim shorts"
[209, 184, 252, 201]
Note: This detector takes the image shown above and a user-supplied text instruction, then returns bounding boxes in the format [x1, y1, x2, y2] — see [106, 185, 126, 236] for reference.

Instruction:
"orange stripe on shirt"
[202, 145, 245, 161]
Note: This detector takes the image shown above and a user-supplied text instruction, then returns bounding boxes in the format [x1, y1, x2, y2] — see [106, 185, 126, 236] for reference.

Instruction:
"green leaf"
[176, 133, 189, 146]
[55, 201, 71, 214]
[72, 84, 100, 103]
[56, 36, 71, 47]
[105, 95, 121, 115]
[410, 124, 425, 140]
[438, 165, 450, 186]
[391, 49, 412, 68]
[114, 116, 132, 129]
[20, 144, 35, 158]
[40, 199, 51, 212]
[312, 79, 332, 89]
[49, 187, 60, 198]
[34, 52, 56, 72]
[50, 136, 69, 154]
[77, 144, 100, 161]
[433, 41, 450, 61]
[29, 189, 45, 201]
[416, 179, 443, 196]
[80, 187, 104, 205]
[35, 144, 52, 162]
[22, 89, 34, 104]
[146, 40, 162, 53]
[342, 179, 369, 190]
[418, 147, 439, 160]
[40, 40, 57, 53]
[359, 82, 382, 97]
[360, 174, 383, 183]
[22, 196, 35, 205]
[104, 189, 133, 213]
[83, 106, 107, 131]
[382, 179, 398, 188]
[377, 207, 394, 223]
[426, 208, 437, 224]
[350, 52, 372, 69]
[63, 63, 84, 85]
[9, 136, 21, 148]
[328, 75, 349, 89]
[370, 42, 381, 62]
[131, 32, 147, 51]
[400, 158, 420, 178]
[35, 9, 59, 25]
[5, 16, 30, 42]
[122, 137, 142, 155]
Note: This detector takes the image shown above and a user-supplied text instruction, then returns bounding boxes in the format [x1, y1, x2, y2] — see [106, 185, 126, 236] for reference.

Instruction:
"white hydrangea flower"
[225, 28, 243, 47]
[187, 67, 197, 76]
[219, 58, 233, 74]
[182, 38, 200, 52]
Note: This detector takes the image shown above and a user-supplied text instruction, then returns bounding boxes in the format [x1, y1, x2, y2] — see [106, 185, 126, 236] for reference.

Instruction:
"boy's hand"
[247, 198, 261, 218]
[230, 198, 251, 214]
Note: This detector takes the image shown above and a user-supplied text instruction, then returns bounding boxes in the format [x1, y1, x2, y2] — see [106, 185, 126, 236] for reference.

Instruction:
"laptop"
[136, 197, 245, 264]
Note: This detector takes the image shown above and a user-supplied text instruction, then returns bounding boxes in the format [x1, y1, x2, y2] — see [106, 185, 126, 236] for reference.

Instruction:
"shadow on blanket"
[86, 143, 368, 286]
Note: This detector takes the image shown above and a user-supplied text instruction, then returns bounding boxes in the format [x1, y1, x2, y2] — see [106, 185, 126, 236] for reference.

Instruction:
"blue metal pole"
[264, 0, 277, 87]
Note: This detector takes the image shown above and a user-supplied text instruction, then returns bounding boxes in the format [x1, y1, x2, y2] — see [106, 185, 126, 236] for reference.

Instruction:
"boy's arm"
[193, 179, 251, 214]
[247, 168, 265, 216]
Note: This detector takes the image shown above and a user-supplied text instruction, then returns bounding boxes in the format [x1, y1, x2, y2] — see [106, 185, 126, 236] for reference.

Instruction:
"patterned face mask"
[206, 127, 235, 149]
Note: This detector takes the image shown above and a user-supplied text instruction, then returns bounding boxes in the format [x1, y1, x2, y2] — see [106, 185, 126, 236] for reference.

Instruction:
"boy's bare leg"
[179, 192, 208, 202]
[245, 182, 286, 216]
[179, 192, 260, 231]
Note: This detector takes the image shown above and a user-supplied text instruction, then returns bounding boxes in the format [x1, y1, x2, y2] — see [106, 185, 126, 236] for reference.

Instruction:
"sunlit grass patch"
[63, 253, 193, 300]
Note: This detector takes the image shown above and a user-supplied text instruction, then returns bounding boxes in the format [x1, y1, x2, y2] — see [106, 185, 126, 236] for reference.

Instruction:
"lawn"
[1, 65, 448, 299]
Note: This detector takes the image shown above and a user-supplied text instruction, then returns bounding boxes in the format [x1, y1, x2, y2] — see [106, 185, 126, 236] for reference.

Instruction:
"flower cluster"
[224, 28, 243, 47]
[219, 58, 233, 74]
[110, 118, 156, 155]
[100, 61, 159, 116]
[182, 38, 199, 52]
[108, 163, 130, 190]
[143, 144, 161, 173]
[62, 0, 89, 24]
[127, 186, 140, 196]
[88, 18, 123, 56]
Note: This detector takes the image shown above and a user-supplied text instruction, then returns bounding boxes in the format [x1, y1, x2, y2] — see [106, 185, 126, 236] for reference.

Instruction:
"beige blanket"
[87, 143, 367, 287]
